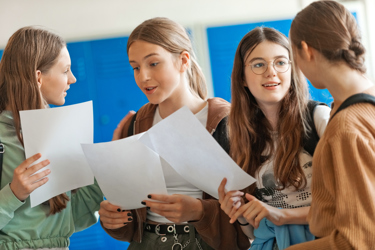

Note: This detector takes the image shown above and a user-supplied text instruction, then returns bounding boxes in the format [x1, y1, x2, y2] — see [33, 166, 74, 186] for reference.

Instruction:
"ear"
[36, 70, 42, 88]
[179, 51, 190, 73]
[300, 41, 314, 62]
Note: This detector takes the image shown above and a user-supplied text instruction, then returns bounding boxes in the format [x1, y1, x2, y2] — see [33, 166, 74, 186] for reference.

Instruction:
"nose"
[264, 63, 277, 77]
[69, 70, 77, 85]
[139, 68, 150, 83]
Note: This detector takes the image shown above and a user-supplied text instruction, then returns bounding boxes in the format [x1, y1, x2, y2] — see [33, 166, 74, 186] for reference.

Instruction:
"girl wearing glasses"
[218, 27, 330, 248]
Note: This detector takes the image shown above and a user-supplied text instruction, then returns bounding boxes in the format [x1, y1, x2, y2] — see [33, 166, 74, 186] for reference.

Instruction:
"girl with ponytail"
[288, 1, 375, 249]
[0, 26, 103, 250]
[99, 17, 250, 250]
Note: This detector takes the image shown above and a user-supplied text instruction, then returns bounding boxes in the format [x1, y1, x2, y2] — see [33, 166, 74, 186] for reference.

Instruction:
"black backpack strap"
[303, 100, 328, 156]
[0, 139, 4, 186]
[331, 93, 375, 120]
[127, 112, 138, 137]
[212, 116, 230, 154]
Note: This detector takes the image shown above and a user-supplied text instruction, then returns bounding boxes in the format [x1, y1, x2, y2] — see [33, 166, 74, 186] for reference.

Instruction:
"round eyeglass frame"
[249, 59, 292, 75]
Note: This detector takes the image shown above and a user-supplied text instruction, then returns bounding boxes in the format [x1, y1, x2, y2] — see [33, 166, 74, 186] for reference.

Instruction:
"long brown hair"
[0, 26, 70, 214]
[127, 17, 207, 100]
[229, 27, 310, 194]
[290, 0, 366, 73]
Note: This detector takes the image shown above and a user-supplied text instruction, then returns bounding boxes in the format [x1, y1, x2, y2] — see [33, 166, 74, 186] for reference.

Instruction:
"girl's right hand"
[10, 153, 51, 201]
[112, 111, 136, 141]
[99, 200, 133, 229]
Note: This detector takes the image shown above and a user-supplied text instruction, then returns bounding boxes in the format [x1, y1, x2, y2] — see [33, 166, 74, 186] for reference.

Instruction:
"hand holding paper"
[20, 101, 94, 207]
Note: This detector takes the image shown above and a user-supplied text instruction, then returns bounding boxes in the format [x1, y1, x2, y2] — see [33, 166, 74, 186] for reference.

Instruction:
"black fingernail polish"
[127, 212, 132, 216]
[117, 208, 121, 212]
[146, 207, 150, 210]
[141, 201, 146, 205]
[122, 210, 126, 212]
[124, 223, 127, 225]
[128, 217, 133, 222]
[147, 194, 152, 199]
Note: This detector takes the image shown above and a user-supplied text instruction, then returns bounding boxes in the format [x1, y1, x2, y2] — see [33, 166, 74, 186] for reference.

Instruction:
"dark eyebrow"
[248, 55, 289, 63]
[129, 53, 159, 64]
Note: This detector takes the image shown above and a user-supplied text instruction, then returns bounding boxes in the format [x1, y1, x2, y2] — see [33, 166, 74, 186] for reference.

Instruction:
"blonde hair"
[0, 26, 70, 214]
[127, 17, 207, 99]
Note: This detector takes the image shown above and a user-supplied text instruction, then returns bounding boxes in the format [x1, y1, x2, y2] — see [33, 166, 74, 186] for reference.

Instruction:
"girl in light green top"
[0, 26, 103, 250]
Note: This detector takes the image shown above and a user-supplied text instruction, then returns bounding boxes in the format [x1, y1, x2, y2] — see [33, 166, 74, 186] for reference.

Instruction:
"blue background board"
[206, 18, 333, 105]
[66, 37, 148, 143]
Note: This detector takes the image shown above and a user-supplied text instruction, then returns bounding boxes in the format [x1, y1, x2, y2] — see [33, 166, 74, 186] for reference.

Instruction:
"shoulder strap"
[212, 116, 230, 154]
[0, 140, 4, 186]
[127, 112, 138, 137]
[331, 93, 375, 120]
[303, 100, 328, 156]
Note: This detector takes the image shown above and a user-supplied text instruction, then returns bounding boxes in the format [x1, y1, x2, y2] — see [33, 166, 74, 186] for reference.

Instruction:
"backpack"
[302, 100, 329, 157]
[330, 93, 375, 120]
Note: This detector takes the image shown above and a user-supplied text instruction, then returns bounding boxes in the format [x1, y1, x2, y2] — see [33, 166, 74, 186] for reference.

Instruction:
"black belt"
[144, 223, 190, 235]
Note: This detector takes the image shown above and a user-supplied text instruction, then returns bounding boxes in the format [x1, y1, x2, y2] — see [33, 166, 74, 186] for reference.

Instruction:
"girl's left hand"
[112, 111, 136, 141]
[142, 194, 203, 223]
[230, 193, 285, 228]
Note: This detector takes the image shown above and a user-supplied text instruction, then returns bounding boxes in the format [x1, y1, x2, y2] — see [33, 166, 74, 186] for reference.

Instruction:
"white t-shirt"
[147, 104, 209, 223]
[254, 105, 331, 208]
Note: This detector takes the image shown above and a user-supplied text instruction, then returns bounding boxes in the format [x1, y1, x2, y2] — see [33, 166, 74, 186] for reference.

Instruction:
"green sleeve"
[71, 179, 103, 232]
[0, 184, 24, 229]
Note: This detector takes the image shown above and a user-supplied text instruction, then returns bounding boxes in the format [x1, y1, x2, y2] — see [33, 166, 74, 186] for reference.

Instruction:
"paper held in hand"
[20, 101, 94, 207]
[139, 106, 256, 198]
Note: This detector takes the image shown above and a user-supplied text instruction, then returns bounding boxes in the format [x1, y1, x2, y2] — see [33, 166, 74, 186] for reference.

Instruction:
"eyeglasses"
[248, 58, 292, 75]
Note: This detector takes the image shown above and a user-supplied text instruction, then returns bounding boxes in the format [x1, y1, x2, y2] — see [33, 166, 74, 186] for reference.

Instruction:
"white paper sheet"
[139, 106, 256, 198]
[20, 101, 94, 207]
[81, 133, 167, 210]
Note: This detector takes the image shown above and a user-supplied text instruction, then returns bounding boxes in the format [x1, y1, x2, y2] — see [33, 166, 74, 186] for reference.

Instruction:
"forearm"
[280, 206, 310, 225]
[72, 179, 104, 231]
[0, 184, 24, 229]
[237, 216, 255, 239]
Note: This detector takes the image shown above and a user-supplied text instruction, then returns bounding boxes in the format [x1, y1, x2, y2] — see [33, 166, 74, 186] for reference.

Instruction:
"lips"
[144, 86, 157, 95]
[145, 87, 156, 91]
[262, 82, 280, 87]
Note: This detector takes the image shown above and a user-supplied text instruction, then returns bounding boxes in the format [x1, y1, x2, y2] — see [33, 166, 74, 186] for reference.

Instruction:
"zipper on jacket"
[210, 128, 216, 135]
[133, 120, 137, 135]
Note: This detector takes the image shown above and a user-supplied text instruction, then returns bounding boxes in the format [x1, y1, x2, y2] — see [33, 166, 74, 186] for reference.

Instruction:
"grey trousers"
[128, 224, 214, 250]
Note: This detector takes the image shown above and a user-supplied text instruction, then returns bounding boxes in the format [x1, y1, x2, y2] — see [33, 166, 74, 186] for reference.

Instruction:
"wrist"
[237, 216, 249, 226]
[192, 199, 204, 221]
[9, 183, 25, 202]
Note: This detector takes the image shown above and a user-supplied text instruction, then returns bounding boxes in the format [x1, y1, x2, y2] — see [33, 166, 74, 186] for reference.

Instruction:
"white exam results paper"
[81, 133, 167, 210]
[20, 101, 94, 207]
[139, 106, 256, 198]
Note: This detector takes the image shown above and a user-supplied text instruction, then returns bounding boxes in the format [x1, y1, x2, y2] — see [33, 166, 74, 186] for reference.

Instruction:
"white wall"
[0, 0, 302, 47]
[0, 0, 374, 84]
